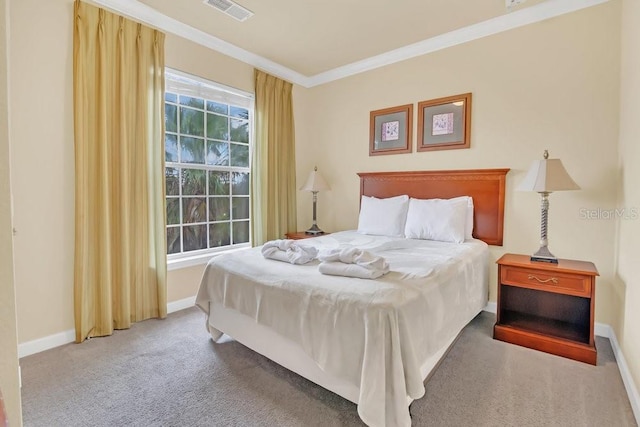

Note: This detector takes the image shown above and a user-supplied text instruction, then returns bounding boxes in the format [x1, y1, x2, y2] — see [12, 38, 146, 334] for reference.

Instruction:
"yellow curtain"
[252, 70, 297, 245]
[73, 1, 167, 342]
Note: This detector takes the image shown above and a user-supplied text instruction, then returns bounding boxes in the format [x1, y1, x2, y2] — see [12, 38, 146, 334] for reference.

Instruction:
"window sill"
[167, 246, 252, 271]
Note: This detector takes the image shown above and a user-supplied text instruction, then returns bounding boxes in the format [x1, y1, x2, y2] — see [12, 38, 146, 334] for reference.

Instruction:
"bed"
[195, 169, 509, 427]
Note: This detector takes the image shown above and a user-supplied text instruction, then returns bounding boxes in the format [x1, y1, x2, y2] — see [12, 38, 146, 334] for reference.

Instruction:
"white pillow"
[357, 195, 409, 237]
[404, 197, 468, 243]
[450, 196, 474, 239]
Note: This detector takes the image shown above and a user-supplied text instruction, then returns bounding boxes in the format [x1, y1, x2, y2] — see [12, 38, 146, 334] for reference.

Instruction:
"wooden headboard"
[358, 169, 509, 246]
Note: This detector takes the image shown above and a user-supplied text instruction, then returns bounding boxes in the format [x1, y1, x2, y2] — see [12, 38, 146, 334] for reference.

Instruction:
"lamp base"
[530, 255, 558, 264]
[531, 246, 558, 264]
[305, 224, 325, 235]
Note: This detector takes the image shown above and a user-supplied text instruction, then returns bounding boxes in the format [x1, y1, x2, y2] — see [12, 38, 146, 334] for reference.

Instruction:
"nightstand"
[285, 231, 329, 240]
[493, 253, 599, 365]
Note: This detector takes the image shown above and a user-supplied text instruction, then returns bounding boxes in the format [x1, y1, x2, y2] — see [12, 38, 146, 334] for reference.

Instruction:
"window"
[165, 69, 253, 260]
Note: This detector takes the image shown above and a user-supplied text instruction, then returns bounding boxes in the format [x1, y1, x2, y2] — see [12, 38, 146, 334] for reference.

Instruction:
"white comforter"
[195, 231, 488, 427]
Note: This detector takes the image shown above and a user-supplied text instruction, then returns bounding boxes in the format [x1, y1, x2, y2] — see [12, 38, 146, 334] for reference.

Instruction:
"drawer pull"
[528, 274, 558, 284]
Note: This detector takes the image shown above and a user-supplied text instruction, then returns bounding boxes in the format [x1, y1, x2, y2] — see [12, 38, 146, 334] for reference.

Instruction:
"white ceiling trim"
[307, 0, 610, 87]
[87, 0, 609, 89]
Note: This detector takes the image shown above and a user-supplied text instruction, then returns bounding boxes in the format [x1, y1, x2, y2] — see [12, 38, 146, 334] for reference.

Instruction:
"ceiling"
[92, 0, 607, 87]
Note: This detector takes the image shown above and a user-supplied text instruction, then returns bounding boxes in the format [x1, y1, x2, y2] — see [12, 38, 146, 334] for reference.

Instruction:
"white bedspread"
[195, 231, 488, 427]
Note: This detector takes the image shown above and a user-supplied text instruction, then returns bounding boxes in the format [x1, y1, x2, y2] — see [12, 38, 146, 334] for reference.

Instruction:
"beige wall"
[617, 0, 640, 396]
[9, 0, 254, 343]
[295, 2, 622, 325]
[10, 0, 75, 343]
[0, 0, 22, 424]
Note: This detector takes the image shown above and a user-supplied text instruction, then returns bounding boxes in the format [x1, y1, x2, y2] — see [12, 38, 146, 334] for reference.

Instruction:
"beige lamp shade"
[300, 166, 330, 192]
[517, 151, 580, 192]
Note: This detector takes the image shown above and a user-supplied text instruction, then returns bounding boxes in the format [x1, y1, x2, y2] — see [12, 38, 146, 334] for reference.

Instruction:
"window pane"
[232, 197, 249, 220]
[206, 113, 229, 140]
[181, 168, 207, 195]
[206, 140, 229, 166]
[230, 143, 249, 167]
[165, 167, 179, 196]
[180, 137, 205, 164]
[230, 106, 249, 119]
[179, 95, 204, 109]
[165, 92, 177, 103]
[207, 101, 227, 114]
[166, 198, 180, 225]
[165, 104, 177, 133]
[232, 172, 250, 195]
[183, 225, 207, 252]
[165, 134, 178, 162]
[209, 171, 230, 195]
[233, 221, 250, 244]
[182, 197, 206, 224]
[167, 227, 181, 254]
[180, 107, 205, 137]
[209, 197, 230, 221]
[209, 222, 230, 248]
[230, 119, 249, 143]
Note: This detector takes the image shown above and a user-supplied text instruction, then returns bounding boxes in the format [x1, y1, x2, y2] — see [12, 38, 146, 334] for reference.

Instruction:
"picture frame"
[369, 104, 413, 156]
[417, 93, 471, 152]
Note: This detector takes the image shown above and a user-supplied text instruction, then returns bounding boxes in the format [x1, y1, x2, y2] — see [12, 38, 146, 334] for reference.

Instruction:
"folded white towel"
[261, 239, 318, 265]
[318, 261, 389, 279]
[318, 248, 388, 269]
[317, 248, 389, 279]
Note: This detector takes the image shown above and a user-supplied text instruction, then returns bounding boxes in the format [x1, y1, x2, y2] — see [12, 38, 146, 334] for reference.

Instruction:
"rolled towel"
[261, 239, 318, 265]
[317, 248, 389, 279]
[318, 261, 389, 279]
[317, 248, 388, 271]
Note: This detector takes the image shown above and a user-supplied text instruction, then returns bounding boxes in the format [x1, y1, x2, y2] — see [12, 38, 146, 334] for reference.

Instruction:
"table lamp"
[517, 150, 580, 263]
[299, 166, 330, 235]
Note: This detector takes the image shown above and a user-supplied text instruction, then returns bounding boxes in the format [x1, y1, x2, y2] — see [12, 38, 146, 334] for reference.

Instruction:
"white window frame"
[164, 68, 254, 270]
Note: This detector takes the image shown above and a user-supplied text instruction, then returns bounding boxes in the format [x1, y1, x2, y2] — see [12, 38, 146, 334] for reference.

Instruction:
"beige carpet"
[20, 308, 637, 426]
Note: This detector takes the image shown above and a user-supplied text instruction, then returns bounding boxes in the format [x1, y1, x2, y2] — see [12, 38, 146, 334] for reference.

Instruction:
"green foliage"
[230, 119, 248, 143]
[233, 221, 250, 244]
[165, 104, 177, 132]
[209, 171, 230, 195]
[180, 107, 204, 137]
[209, 222, 230, 247]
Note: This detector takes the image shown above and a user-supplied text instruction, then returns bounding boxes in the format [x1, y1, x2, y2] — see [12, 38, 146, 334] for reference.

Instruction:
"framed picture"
[369, 104, 413, 156]
[417, 93, 471, 152]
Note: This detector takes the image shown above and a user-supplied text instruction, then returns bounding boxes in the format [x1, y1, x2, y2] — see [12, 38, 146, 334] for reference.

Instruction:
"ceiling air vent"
[506, 0, 526, 11]
[204, 0, 254, 22]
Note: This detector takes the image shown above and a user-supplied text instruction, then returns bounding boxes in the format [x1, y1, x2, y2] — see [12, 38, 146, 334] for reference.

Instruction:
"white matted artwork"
[432, 113, 454, 136]
[381, 120, 400, 141]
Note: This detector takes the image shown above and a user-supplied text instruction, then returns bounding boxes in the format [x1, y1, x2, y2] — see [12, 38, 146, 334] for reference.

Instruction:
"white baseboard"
[167, 296, 196, 313]
[595, 323, 640, 423]
[18, 328, 75, 359]
[484, 301, 497, 313]
[482, 304, 639, 424]
[19, 297, 198, 359]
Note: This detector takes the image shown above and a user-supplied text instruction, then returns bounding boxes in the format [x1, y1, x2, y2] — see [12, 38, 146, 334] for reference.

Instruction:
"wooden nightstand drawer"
[501, 265, 591, 297]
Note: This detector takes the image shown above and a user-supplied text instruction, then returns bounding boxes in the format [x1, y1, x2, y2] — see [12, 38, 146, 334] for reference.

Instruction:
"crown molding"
[87, 0, 609, 88]
[306, 0, 610, 87]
